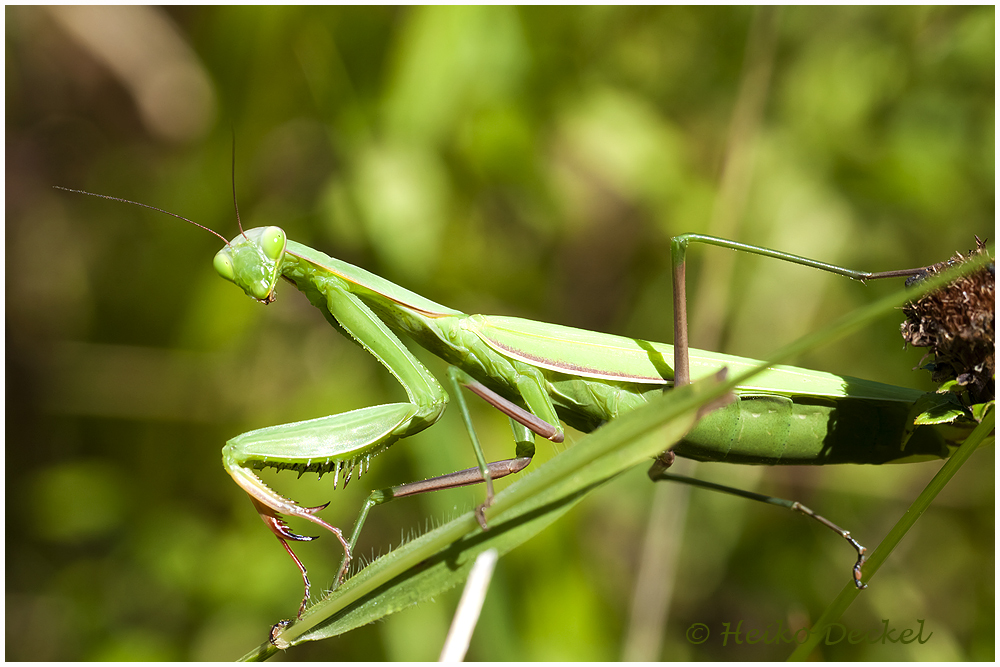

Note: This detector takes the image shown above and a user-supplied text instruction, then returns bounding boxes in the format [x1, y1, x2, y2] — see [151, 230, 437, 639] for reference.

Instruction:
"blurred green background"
[6, 6, 993, 660]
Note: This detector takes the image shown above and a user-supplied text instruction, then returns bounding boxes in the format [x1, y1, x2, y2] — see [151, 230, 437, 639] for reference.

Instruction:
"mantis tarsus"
[57, 185, 988, 619]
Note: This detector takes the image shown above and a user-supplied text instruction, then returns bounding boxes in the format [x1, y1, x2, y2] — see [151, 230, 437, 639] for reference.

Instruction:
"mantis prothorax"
[57, 185, 985, 618]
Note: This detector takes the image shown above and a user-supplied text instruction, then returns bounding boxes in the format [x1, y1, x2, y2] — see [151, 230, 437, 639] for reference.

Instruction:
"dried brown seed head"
[900, 238, 995, 404]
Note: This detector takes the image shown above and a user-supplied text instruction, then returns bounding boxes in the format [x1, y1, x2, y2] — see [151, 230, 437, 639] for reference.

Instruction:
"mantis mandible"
[56, 186, 984, 618]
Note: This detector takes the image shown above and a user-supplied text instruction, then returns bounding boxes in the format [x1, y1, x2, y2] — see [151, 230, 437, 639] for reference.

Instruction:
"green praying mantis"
[57, 186, 988, 621]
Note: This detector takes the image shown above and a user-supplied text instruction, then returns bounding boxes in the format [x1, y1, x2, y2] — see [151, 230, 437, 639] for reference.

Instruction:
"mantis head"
[213, 226, 288, 303]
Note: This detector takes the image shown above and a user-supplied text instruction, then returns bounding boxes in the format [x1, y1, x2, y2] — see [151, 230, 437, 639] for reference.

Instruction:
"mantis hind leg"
[659, 233, 931, 589]
[647, 457, 868, 589]
[670, 233, 931, 387]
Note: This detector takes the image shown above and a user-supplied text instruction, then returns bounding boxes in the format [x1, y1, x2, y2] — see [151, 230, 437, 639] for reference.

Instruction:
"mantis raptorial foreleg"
[222, 280, 452, 614]
[227, 307, 558, 614]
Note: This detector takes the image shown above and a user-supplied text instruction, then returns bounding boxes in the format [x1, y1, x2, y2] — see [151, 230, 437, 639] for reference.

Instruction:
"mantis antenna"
[52, 185, 232, 247]
[231, 130, 248, 239]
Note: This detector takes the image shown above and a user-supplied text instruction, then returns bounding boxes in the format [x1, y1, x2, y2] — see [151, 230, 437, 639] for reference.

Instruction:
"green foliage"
[7, 6, 993, 660]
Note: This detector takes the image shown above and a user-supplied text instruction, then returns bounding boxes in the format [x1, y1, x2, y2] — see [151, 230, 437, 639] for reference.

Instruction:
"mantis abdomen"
[675, 394, 953, 465]
[441, 313, 964, 467]
[503, 370, 957, 467]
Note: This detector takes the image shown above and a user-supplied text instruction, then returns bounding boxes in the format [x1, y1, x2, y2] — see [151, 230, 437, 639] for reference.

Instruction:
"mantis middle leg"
[337, 366, 555, 579]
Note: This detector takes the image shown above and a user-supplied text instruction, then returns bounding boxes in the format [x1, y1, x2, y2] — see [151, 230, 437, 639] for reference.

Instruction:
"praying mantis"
[57, 186, 990, 625]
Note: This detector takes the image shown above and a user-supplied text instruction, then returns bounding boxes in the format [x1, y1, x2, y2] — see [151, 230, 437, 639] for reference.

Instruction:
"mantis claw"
[474, 500, 492, 531]
[270, 619, 293, 645]
[302, 501, 331, 515]
[849, 537, 868, 590]
[245, 491, 353, 614]
[251, 497, 318, 542]
[647, 450, 676, 479]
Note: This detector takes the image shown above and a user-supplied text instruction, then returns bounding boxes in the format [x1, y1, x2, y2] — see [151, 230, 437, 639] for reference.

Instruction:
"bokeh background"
[6, 6, 993, 660]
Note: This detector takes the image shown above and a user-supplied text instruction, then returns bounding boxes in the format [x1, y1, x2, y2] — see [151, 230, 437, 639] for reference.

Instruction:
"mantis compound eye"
[260, 226, 286, 261]
[214, 249, 236, 282]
